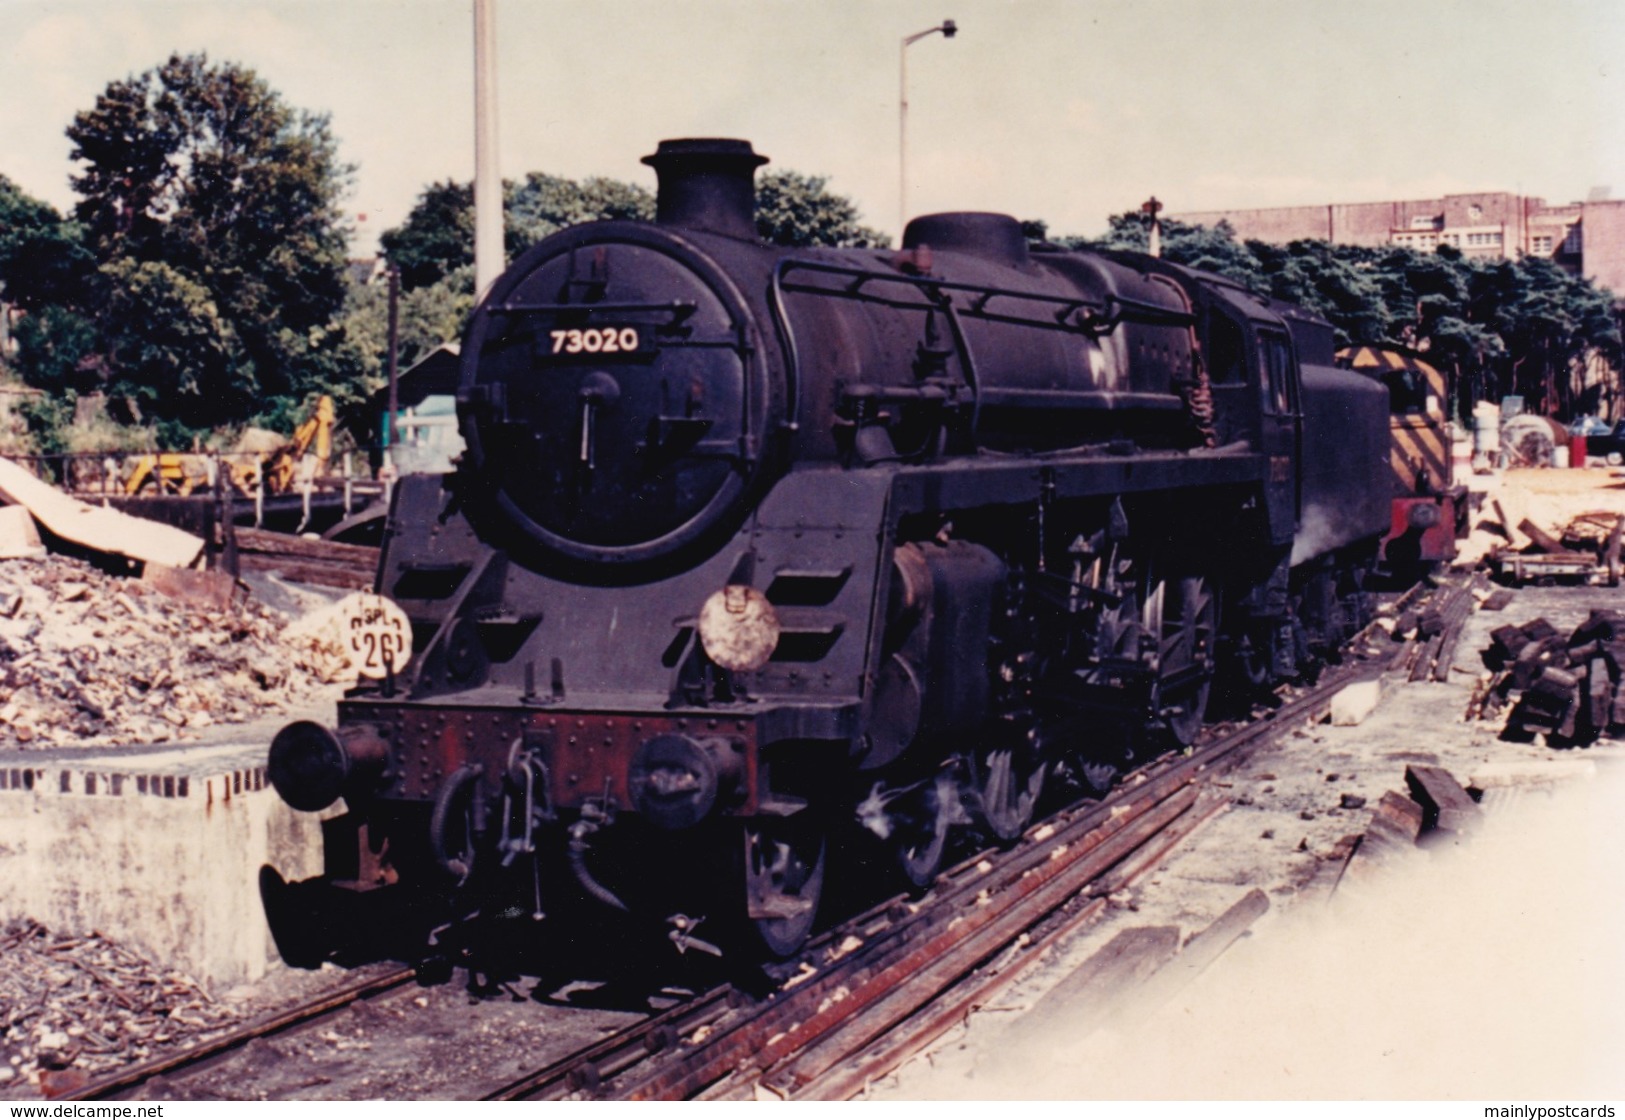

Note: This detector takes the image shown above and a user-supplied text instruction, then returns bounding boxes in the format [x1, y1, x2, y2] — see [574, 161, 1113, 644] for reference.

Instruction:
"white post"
[474, 0, 504, 302]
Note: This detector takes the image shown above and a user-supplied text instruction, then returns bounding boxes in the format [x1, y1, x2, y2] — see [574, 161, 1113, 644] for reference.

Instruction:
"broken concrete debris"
[0, 555, 329, 750]
[1330, 680, 1381, 726]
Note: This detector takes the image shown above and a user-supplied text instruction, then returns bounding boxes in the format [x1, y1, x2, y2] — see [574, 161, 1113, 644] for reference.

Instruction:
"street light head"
[942, 19, 958, 38]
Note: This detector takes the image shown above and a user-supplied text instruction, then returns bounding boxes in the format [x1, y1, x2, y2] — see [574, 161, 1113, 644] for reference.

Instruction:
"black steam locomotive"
[269, 139, 1389, 960]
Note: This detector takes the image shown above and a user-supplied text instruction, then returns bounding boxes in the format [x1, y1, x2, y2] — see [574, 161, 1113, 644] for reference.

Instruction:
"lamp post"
[900, 18, 956, 237]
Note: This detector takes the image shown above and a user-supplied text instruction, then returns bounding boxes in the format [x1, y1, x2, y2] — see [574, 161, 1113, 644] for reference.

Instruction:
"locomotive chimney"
[642, 138, 768, 241]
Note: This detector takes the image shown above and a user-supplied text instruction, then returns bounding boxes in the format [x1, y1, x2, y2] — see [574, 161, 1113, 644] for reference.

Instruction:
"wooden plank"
[142, 562, 239, 611]
[1304, 833, 1362, 900]
[1490, 499, 1523, 546]
[1338, 792, 1425, 886]
[233, 526, 379, 565]
[1517, 518, 1566, 554]
[1468, 760, 1597, 790]
[998, 925, 1181, 1049]
[1587, 660, 1612, 734]
[1373, 789, 1425, 839]
[237, 554, 373, 590]
[1405, 764, 1482, 834]
[1133, 889, 1270, 1009]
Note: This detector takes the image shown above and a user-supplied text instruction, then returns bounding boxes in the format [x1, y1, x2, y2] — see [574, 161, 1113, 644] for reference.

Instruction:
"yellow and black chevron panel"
[1337, 346, 1452, 496]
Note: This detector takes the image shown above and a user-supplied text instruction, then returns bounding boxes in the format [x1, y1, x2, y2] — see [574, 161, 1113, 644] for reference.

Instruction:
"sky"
[3, 0, 1624, 255]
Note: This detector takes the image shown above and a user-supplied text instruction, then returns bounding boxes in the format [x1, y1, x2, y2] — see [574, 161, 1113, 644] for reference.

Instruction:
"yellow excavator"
[125, 396, 335, 497]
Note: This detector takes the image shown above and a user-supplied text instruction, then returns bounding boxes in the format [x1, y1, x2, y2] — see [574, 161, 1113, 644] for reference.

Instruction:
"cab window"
[1256, 331, 1297, 415]
[1206, 314, 1245, 384]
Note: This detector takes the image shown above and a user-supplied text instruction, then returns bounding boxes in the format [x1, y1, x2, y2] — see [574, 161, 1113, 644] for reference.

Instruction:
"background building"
[1174, 192, 1625, 298]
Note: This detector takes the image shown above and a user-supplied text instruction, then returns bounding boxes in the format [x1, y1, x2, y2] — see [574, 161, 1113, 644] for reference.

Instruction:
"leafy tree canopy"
[51, 52, 355, 435]
[1076, 213, 1266, 291]
[0, 176, 96, 312]
[754, 169, 888, 249]
[377, 180, 473, 292]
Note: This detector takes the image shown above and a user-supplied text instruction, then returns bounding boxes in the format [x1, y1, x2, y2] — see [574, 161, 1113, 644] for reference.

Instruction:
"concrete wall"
[0, 753, 328, 988]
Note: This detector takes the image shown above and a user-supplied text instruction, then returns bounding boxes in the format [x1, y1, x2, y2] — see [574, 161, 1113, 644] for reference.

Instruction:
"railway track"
[61, 578, 1473, 1102]
[64, 965, 416, 1101]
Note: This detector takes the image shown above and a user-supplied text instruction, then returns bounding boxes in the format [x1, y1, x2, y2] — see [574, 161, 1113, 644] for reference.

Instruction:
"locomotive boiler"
[268, 139, 1390, 960]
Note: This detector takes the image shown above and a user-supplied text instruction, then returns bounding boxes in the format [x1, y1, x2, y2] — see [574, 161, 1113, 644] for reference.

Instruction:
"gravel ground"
[127, 972, 650, 1102]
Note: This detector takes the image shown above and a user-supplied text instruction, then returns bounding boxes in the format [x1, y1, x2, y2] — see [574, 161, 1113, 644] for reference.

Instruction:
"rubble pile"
[0, 918, 243, 1092]
[0, 556, 326, 750]
[1474, 610, 1625, 743]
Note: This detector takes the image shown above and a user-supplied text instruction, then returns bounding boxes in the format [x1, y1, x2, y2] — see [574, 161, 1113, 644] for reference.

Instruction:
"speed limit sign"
[336, 592, 413, 679]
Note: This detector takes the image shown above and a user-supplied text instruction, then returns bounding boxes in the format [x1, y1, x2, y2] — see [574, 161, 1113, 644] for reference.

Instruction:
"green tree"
[8, 304, 102, 395]
[754, 170, 888, 248]
[383, 174, 656, 292]
[1247, 239, 1391, 347]
[333, 264, 475, 393]
[378, 180, 472, 292]
[1074, 214, 1266, 291]
[506, 172, 654, 252]
[0, 177, 101, 417]
[64, 52, 354, 435]
[0, 176, 96, 312]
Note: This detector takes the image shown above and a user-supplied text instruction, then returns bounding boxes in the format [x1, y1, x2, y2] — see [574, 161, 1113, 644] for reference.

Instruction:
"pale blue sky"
[4, 0, 1622, 252]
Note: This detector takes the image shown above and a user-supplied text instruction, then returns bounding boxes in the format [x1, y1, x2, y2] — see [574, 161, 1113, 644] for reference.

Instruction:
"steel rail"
[482, 985, 734, 1100]
[63, 965, 417, 1102]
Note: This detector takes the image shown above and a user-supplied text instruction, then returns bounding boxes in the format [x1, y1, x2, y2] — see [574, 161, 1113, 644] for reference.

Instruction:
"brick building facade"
[1173, 193, 1625, 300]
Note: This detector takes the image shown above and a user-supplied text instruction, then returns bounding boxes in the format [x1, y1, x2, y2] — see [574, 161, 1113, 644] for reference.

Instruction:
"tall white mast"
[473, 0, 503, 300]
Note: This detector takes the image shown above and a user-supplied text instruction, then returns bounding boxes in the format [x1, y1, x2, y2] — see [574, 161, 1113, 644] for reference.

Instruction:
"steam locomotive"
[268, 139, 1390, 960]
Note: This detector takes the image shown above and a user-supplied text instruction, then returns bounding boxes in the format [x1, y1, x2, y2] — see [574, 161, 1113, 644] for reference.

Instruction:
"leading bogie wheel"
[743, 820, 825, 958]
